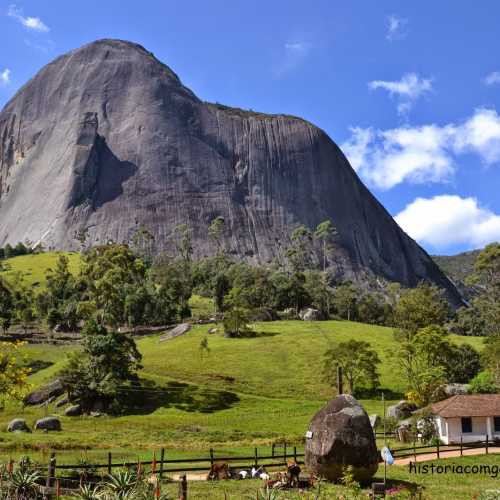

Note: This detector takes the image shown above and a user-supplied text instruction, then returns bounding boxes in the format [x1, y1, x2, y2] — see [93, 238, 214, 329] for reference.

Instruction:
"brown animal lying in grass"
[207, 462, 231, 480]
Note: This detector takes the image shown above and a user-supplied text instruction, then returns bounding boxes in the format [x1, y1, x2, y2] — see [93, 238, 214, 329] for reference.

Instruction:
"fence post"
[271, 443, 275, 458]
[293, 446, 297, 462]
[413, 438, 416, 462]
[56, 479, 60, 499]
[179, 474, 188, 500]
[460, 436, 463, 456]
[436, 440, 440, 459]
[46, 452, 56, 492]
[254, 448, 258, 467]
[486, 435, 489, 455]
[159, 448, 165, 479]
[209, 448, 214, 468]
[107, 452, 112, 475]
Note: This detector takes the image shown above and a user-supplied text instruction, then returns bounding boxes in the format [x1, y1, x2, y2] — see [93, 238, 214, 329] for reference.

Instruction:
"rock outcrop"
[7, 418, 31, 433]
[24, 379, 64, 406]
[34, 416, 62, 431]
[0, 39, 461, 304]
[305, 394, 379, 482]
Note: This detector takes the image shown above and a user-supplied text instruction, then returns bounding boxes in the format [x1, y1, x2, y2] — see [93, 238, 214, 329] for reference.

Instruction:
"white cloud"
[369, 73, 433, 115]
[0, 69, 11, 85]
[386, 14, 408, 41]
[273, 41, 312, 77]
[395, 195, 500, 250]
[7, 4, 49, 32]
[483, 71, 500, 86]
[341, 108, 500, 189]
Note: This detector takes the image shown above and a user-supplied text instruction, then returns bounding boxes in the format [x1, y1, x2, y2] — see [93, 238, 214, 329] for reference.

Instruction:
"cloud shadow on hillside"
[116, 380, 240, 416]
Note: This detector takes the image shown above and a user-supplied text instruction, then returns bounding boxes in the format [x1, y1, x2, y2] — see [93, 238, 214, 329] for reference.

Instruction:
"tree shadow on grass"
[116, 380, 240, 416]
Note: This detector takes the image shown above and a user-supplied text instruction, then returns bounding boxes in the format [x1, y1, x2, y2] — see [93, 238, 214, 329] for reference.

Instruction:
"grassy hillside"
[0, 320, 484, 463]
[0, 251, 81, 289]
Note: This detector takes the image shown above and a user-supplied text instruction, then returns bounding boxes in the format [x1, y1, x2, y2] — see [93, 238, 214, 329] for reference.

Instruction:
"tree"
[82, 244, 147, 326]
[0, 341, 31, 409]
[286, 225, 313, 273]
[0, 278, 13, 334]
[323, 340, 380, 395]
[332, 283, 358, 321]
[444, 344, 481, 383]
[393, 283, 449, 338]
[482, 334, 500, 387]
[59, 320, 142, 412]
[223, 307, 252, 338]
[394, 325, 451, 406]
[171, 224, 193, 262]
[469, 371, 499, 394]
[131, 225, 155, 264]
[208, 217, 225, 253]
[314, 220, 336, 272]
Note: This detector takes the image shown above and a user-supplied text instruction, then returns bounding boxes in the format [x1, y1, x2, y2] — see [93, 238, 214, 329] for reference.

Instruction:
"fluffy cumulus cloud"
[369, 73, 433, 115]
[7, 4, 49, 32]
[341, 108, 500, 190]
[483, 71, 500, 86]
[395, 195, 500, 250]
[0, 69, 11, 85]
[386, 14, 408, 41]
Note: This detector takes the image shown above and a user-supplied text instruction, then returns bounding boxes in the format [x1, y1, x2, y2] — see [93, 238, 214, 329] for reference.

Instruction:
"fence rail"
[392, 436, 497, 460]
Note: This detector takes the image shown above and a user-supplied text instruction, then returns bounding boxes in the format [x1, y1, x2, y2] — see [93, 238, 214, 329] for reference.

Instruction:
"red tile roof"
[431, 395, 500, 418]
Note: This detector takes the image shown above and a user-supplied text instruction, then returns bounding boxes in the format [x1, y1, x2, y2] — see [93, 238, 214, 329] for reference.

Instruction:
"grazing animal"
[238, 470, 248, 479]
[207, 462, 231, 480]
[286, 460, 301, 487]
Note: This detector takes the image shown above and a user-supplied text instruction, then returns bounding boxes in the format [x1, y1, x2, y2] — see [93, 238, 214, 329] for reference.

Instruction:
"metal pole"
[383, 392, 386, 488]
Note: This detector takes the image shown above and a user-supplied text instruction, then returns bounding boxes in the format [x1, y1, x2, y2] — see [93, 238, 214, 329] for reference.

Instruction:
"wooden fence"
[392, 436, 498, 460]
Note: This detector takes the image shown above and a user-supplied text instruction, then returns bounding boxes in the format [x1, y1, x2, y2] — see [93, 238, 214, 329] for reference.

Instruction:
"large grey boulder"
[305, 394, 379, 482]
[299, 308, 324, 321]
[387, 400, 418, 420]
[34, 417, 61, 431]
[24, 379, 64, 406]
[159, 323, 191, 342]
[64, 404, 82, 416]
[443, 383, 469, 397]
[0, 39, 462, 307]
[7, 419, 31, 433]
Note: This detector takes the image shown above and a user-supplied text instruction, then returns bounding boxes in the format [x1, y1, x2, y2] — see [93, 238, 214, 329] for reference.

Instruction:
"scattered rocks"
[34, 417, 61, 432]
[387, 400, 418, 420]
[299, 308, 324, 321]
[24, 379, 65, 406]
[305, 394, 379, 482]
[64, 404, 82, 417]
[159, 323, 191, 342]
[7, 419, 31, 433]
[249, 307, 279, 322]
[55, 397, 69, 408]
[443, 383, 469, 397]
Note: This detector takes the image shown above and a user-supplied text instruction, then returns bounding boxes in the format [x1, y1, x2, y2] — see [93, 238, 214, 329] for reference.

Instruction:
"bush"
[469, 371, 499, 394]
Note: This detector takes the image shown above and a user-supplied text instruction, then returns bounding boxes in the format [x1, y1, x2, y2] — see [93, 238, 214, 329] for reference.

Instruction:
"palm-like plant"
[102, 471, 138, 499]
[8, 469, 41, 500]
[75, 484, 104, 500]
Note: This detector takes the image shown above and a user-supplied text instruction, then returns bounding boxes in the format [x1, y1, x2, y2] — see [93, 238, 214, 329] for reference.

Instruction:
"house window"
[461, 417, 472, 433]
[494, 417, 500, 432]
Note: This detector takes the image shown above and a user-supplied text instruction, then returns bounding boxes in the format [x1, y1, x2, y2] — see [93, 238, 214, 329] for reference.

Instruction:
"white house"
[431, 394, 500, 445]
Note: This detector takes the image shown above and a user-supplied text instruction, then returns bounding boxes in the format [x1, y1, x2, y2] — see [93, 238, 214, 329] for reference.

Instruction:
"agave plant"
[101, 470, 138, 499]
[8, 469, 42, 500]
[75, 483, 104, 500]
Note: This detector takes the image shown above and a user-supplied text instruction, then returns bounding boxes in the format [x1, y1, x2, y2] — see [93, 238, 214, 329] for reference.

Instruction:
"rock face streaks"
[0, 39, 461, 303]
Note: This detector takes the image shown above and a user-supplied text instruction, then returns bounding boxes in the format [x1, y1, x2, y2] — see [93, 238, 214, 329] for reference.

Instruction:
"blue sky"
[1, 0, 500, 256]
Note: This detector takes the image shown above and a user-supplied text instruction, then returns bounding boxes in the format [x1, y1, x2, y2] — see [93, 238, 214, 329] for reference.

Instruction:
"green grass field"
[0, 252, 81, 290]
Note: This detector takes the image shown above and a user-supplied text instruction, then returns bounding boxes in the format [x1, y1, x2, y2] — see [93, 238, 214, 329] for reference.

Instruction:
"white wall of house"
[436, 416, 500, 444]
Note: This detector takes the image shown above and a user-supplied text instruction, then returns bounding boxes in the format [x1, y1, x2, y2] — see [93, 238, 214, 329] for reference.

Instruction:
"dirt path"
[394, 446, 500, 465]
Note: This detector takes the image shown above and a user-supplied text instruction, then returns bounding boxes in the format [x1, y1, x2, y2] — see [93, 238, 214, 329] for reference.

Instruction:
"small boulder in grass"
[7, 419, 31, 433]
[64, 404, 82, 417]
[34, 416, 62, 431]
